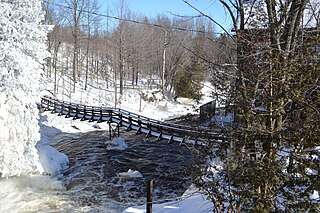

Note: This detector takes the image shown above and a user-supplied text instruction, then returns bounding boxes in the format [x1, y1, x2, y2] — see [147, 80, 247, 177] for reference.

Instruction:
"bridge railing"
[41, 96, 216, 131]
[40, 96, 224, 144]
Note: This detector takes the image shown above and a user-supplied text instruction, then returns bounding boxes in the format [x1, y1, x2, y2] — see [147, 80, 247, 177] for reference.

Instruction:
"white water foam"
[0, 175, 73, 213]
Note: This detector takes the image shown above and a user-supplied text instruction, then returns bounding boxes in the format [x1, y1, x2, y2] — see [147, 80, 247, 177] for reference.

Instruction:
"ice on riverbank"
[122, 185, 213, 213]
[38, 145, 68, 176]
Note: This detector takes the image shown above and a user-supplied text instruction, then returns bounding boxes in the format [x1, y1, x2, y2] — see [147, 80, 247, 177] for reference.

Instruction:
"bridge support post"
[109, 123, 112, 140]
[108, 122, 120, 140]
[146, 179, 153, 213]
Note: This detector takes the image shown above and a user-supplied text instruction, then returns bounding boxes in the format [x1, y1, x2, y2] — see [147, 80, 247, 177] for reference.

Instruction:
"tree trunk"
[119, 44, 124, 95]
[85, 44, 89, 91]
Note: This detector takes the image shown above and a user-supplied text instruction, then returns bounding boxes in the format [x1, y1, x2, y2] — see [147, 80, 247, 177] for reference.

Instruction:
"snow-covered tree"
[0, 0, 50, 177]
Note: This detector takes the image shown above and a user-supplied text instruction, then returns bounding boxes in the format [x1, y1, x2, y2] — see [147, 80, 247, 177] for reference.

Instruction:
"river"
[0, 129, 206, 212]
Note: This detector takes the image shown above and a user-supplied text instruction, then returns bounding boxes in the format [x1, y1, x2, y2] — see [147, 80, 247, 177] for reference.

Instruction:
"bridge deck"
[40, 96, 224, 146]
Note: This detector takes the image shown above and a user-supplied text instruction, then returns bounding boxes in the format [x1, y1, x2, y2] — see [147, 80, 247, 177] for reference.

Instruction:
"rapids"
[0, 130, 206, 212]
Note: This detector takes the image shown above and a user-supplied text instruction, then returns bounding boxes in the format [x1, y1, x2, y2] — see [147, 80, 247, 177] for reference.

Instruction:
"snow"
[118, 169, 143, 179]
[42, 74, 216, 122]
[310, 190, 319, 201]
[38, 145, 68, 176]
[0, 0, 53, 177]
[176, 97, 196, 106]
[122, 185, 213, 213]
[106, 138, 128, 151]
[123, 194, 212, 213]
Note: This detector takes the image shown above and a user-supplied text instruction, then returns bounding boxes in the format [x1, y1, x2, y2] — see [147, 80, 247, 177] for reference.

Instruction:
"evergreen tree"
[174, 56, 204, 100]
[0, 0, 50, 177]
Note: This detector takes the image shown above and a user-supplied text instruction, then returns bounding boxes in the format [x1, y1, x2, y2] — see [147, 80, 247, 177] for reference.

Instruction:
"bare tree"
[84, 0, 100, 91]
[112, 0, 130, 96]
[45, 0, 67, 95]
[192, 0, 320, 211]
[61, 0, 86, 93]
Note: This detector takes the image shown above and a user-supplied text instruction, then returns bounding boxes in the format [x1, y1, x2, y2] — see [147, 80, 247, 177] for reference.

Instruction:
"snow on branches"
[0, 0, 51, 177]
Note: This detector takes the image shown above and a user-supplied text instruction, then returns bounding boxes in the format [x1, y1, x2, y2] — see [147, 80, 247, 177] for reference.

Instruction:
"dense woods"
[44, 0, 234, 104]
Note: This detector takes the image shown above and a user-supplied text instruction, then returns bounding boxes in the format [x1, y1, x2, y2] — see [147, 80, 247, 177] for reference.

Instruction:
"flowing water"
[0, 130, 205, 212]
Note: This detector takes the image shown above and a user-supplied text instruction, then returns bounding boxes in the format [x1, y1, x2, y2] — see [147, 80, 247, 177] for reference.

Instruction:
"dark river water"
[53, 129, 206, 212]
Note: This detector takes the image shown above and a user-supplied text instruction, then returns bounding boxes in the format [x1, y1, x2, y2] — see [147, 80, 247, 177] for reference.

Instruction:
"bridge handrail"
[40, 96, 224, 142]
[117, 112, 222, 139]
[41, 96, 217, 133]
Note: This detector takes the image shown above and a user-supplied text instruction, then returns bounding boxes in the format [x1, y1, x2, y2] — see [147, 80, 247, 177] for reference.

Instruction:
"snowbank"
[122, 185, 213, 213]
[38, 145, 68, 176]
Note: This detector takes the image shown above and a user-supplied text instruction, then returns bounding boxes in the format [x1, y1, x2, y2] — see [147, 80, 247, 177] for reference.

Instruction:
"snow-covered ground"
[41, 77, 216, 121]
[34, 76, 216, 212]
[123, 185, 213, 213]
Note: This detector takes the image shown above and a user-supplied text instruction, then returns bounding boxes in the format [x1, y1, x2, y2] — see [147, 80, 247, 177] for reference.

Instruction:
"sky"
[99, 0, 233, 33]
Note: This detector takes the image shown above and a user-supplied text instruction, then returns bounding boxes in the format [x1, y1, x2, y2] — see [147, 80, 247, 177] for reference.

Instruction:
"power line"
[43, 0, 227, 35]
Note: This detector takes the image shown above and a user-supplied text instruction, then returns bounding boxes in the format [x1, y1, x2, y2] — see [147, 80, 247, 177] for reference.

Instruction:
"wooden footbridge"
[40, 96, 224, 146]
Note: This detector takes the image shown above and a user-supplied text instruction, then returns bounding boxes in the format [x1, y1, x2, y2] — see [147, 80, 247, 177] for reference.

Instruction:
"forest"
[43, 0, 319, 212]
[44, 0, 235, 104]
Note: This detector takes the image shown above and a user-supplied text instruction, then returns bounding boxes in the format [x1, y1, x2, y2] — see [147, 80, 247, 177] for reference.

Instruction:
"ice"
[106, 138, 128, 151]
[38, 145, 68, 176]
[118, 169, 143, 178]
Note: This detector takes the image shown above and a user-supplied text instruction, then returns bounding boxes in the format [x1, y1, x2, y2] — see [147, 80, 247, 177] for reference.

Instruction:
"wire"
[43, 0, 228, 35]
